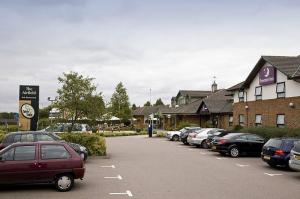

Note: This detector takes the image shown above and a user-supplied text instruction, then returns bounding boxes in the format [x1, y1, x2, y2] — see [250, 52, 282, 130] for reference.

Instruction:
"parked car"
[206, 130, 230, 148]
[179, 127, 201, 145]
[0, 141, 85, 191]
[261, 138, 300, 168]
[41, 123, 92, 134]
[166, 128, 185, 141]
[212, 133, 265, 157]
[187, 128, 224, 148]
[289, 141, 300, 171]
[0, 131, 88, 161]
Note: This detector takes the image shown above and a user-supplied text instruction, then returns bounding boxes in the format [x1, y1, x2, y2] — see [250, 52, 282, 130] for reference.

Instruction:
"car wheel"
[55, 174, 74, 192]
[201, 140, 208, 149]
[172, 135, 179, 141]
[229, 147, 239, 158]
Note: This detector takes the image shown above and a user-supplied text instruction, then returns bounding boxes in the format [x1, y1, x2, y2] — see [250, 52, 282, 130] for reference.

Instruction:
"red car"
[0, 141, 85, 192]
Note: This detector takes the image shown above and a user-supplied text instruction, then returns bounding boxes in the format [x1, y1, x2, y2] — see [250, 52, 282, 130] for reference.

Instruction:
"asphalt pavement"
[1, 135, 300, 199]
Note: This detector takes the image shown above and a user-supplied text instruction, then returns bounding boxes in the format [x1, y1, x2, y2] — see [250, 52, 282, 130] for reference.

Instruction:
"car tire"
[201, 140, 208, 149]
[172, 135, 179, 141]
[229, 146, 239, 158]
[55, 174, 74, 192]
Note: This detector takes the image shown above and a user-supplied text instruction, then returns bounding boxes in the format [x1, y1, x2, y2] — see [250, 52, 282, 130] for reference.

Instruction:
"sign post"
[19, 85, 39, 131]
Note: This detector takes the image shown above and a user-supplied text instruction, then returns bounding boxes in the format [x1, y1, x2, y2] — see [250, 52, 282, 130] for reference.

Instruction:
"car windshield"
[282, 140, 299, 151]
[195, 129, 206, 133]
[264, 139, 282, 148]
[293, 141, 300, 152]
[180, 128, 188, 133]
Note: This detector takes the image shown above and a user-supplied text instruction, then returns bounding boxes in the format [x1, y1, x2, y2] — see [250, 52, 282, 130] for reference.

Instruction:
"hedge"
[0, 125, 18, 133]
[59, 133, 106, 156]
[98, 131, 147, 137]
[239, 127, 300, 139]
[0, 131, 5, 143]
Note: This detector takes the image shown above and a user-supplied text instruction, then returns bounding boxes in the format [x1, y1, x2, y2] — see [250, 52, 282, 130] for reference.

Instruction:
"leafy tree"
[154, 98, 164, 106]
[110, 82, 132, 121]
[144, 101, 151, 106]
[132, 103, 137, 110]
[39, 106, 52, 119]
[56, 71, 104, 131]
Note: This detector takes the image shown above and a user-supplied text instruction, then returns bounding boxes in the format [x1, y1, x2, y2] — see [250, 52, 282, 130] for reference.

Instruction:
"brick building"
[229, 56, 300, 128]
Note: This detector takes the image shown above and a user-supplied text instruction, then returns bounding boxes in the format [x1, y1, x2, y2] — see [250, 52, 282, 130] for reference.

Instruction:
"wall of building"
[234, 63, 300, 103]
[233, 96, 300, 128]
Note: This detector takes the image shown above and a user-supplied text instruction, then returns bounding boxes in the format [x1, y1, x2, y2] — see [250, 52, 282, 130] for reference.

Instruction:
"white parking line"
[235, 164, 250, 167]
[264, 173, 283, 177]
[216, 157, 228, 160]
[110, 190, 133, 197]
[101, 165, 116, 169]
[104, 175, 123, 180]
[200, 152, 207, 155]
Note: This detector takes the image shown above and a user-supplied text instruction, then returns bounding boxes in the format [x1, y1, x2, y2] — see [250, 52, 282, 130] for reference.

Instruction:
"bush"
[176, 121, 199, 131]
[60, 133, 106, 156]
[156, 131, 168, 137]
[0, 125, 18, 133]
[239, 127, 300, 139]
[98, 131, 147, 137]
[0, 131, 6, 142]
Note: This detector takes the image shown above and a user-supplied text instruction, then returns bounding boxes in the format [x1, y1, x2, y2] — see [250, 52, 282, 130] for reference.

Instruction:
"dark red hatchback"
[0, 141, 85, 192]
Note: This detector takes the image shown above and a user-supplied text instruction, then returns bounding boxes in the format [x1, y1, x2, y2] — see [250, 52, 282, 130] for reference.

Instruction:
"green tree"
[154, 98, 164, 106]
[110, 82, 132, 121]
[132, 103, 137, 110]
[144, 101, 151, 106]
[39, 106, 52, 119]
[56, 71, 104, 131]
[83, 94, 105, 124]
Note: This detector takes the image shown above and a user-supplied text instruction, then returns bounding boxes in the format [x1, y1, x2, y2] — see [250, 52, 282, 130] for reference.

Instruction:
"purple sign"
[259, 66, 276, 86]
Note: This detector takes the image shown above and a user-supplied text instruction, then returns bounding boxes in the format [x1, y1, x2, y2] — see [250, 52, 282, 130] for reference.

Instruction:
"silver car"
[187, 128, 224, 148]
[289, 142, 300, 171]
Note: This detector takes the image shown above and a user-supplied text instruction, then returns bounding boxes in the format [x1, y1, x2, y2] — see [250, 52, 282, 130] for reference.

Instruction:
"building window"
[276, 114, 285, 128]
[239, 115, 245, 126]
[229, 115, 233, 126]
[276, 82, 285, 98]
[238, 91, 245, 102]
[255, 86, 262, 100]
[255, 114, 262, 127]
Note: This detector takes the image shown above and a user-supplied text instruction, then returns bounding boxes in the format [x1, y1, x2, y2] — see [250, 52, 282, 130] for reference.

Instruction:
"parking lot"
[1, 135, 300, 199]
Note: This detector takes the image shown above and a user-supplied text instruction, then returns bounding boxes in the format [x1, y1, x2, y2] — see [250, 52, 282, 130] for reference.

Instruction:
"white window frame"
[276, 114, 285, 128]
[255, 86, 262, 100]
[276, 82, 285, 98]
[255, 114, 262, 127]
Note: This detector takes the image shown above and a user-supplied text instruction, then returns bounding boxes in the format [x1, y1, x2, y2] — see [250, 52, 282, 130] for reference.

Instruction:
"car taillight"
[275, 150, 285, 156]
[218, 139, 227, 145]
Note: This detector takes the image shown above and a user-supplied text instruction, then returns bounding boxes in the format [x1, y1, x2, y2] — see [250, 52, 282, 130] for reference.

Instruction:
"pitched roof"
[200, 89, 233, 114]
[177, 90, 212, 98]
[133, 105, 168, 116]
[243, 56, 300, 88]
[227, 81, 245, 91]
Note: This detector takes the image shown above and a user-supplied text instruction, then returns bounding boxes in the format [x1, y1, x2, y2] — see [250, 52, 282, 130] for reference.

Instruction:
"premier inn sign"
[259, 66, 277, 86]
[19, 85, 39, 131]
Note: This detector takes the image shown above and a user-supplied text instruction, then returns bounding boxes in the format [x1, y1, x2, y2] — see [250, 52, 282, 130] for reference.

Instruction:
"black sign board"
[19, 85, 39, 131]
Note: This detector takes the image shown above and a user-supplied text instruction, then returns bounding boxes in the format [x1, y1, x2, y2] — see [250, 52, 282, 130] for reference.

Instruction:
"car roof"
[10, 141, 64, 146]
[268, 137, 300, 141]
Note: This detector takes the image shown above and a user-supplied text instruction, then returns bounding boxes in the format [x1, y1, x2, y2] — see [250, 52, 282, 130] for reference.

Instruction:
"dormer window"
[255, 86, 262, 100]
[276, 82, 285, 98]
[238, 91, 245, 102]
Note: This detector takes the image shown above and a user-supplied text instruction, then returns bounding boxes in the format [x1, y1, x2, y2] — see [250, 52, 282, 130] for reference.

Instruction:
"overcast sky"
[1, 0, 300, 112]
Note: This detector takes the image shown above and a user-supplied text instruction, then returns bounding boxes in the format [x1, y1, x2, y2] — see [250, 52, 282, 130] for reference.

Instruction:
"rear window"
[223, 133, 243, 139]
[265, 139, 282, 148]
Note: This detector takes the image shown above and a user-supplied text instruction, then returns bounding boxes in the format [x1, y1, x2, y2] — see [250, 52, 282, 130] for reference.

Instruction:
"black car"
[0, 131, 88, 161]
[206, 130, 230, 149]
[212, 133, 265, 157]
[261, 138, 300, 168]
[179, 127, 201, 145]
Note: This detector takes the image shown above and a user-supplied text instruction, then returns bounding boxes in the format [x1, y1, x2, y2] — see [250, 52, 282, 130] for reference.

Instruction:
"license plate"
[295, 155, 300, 160]
[264, 155, 271, 160]
[212, 146, 216, 150]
